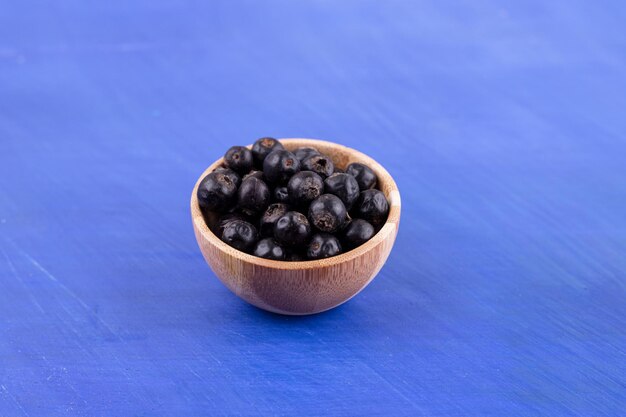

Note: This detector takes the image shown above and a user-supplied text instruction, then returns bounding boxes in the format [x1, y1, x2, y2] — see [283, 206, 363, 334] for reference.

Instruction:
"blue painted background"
[1, 1, 626, 415]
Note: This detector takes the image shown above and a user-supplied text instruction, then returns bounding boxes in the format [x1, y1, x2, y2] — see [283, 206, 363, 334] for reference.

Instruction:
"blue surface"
[1, 1, 626, 415]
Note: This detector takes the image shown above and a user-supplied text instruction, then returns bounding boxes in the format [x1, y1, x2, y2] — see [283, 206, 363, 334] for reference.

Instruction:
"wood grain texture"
[191, 139, 401, 314]
[1, 1, 626, 416]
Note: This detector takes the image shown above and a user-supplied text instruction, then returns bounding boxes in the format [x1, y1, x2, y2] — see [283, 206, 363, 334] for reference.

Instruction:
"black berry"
[221, 220, 258, 252]
[302, 155, 334, 178]
[273, 186, 289, 203]
[259, 203, 289, 237]
[346, 163, 377, 190]
[263, 150, 300, 184]
[224, 146, 253, 175]
[197, 171, 238, 212]
[253, 238, 286, 260]
[341, 219, 375, 249]
[294, 147, 320, 162]
[237, 177, 270, 214]
[355, 190, 389, 227]
[213, 167, 242, 188]
[324, 173, 360, 210]
[308, 194, 348, 233]
[214, 213, 246, 238]
[307, 233, 342, 259]
[287, 171, 324, 207]
[243, 170, 264, 181]
[274, 211, 311, 245]
[252, 137, 284, 167]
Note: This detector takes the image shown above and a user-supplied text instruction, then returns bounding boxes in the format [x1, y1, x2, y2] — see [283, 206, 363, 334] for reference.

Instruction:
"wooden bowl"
[191, 138, 401, 315]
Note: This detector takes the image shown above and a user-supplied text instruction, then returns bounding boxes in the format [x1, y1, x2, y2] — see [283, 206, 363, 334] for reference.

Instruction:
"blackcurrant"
[287, 171, 324, 207]
[355, 189, 389, 227]
[274, 211, 311, 245]
[197, 171, 238, 212]
[324, 172, 359, 210]
[253, 238, 286, 260]
[214, 213, 246, 238]
[213, 167, 242, 187]
[243, 170, 264, 181]
[221, 220, 258, 252]
[259, 203, 289, 237]
[263, 150, 300, 184]
[252, 137, 284, 167]
[294, 147, 320, 162]
[301, 155, 334, 178]
[224, 146, 253, 175]
[237, 177, 270, 214]
[307, 233, 342, 259]
[346, 162, 377, 190]
[341, 219, 375, 249]
[308, 194, 348, 233]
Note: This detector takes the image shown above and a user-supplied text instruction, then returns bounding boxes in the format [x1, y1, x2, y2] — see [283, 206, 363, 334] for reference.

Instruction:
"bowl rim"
[191, 138, 401, 270]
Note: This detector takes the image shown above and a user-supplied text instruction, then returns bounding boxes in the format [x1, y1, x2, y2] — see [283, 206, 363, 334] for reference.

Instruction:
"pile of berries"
[197, 137, 389, 261]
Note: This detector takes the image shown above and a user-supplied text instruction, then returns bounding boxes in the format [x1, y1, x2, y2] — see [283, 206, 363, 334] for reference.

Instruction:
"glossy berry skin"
[308, 194, 348, 233]
[274, 211, 311, 246]
[273, 186, 289, 203]
[341, 219, 375, 249]
[263, 150, 300, 184]
[307, 233, 342, 259]
[252, 137, 284, 167]
[287, 171, 324, 207]
[294, 147, 320, 162]
[197, 171, 238, 212]
[346, 162, 377, 190]
[253, 238, 286, 260]
[243, 170, 264, 181]
[324, 173, 360, 210]
[220, 220, 258, 252]
[213, 167, 242, 188]
[214, 213, 246, 238]
[259, 203, 289, 237]
[224, 146, 253, 174]
[237, 177, 270, 214]
[301, 155, 334, 178]
[354, 189, 389, 227]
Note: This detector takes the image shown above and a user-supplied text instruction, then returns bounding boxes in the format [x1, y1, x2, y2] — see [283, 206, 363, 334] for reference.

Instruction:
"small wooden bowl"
[191, 138, 401, 315]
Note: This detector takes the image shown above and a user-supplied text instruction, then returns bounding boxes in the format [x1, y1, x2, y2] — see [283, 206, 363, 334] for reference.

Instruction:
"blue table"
[1, 1, 625, 415]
